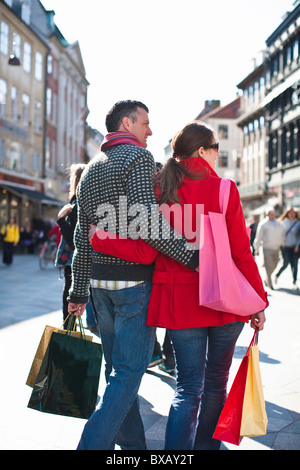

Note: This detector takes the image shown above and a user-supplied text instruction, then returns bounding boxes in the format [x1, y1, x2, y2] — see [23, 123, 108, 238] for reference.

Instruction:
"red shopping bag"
[213, 329, 266, 446]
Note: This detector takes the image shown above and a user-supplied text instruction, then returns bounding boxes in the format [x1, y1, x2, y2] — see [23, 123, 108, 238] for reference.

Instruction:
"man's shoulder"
[85, 146, 154, 171]
[108, 144, 154, 161]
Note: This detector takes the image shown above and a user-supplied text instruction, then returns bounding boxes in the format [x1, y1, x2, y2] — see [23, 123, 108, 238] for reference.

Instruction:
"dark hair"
[69, 163, 86, 199]
[278, 207, 299, 221]
[157, 122, 216, 204]
[105, 100, 149, 132]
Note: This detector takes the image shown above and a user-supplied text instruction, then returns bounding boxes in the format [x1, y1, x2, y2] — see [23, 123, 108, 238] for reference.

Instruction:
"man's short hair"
[105, 100, 149, 132]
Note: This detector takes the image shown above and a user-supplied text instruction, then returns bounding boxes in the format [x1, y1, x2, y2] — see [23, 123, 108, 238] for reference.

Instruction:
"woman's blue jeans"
[77, 282, 155, 450]
[165, 321, 244, 450]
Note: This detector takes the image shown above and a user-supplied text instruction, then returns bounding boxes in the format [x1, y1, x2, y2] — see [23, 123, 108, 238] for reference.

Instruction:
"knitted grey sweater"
[68, 144, 199, 304]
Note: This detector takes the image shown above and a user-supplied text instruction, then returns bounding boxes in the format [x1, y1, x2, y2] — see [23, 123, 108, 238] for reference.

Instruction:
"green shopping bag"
[28, 315, 102, 419]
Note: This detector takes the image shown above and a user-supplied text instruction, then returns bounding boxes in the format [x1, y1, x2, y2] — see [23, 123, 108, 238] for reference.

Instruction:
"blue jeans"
[77, 281, 155, 450]
[165, 321, 244, 450]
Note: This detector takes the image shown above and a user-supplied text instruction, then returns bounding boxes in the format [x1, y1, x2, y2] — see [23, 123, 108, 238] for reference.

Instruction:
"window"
[31, 152, 40, 175]
[218, 125, 228, 139]
[259, 116, 265, 128]
[11, 86, 19, 121]
[0, 139, 5, 166]
[8, 141, 21, 171]
[22, 93, 30, 126]
[52, 93, 57, 122]
[21, 0, 31, 25]
[259, 76, 265, 100]
[21, 150, 27, 172]
[35, 52, 43, 81]
[248, 85, 253, 106]
[293, 39, 299, 61]
[12, 32, 21, 59]
[45, 138, 50, 171]
[47, 55, 53, 75]
[53, 60, 58, 79]
[218, 151, 228, 167]
[265, 70, 271, 89]
[46, 88, 52, 119]
[0, 79, 7, 115]
[23, 42, 31, 73]
[236, 151, 241, 169]
[0, 21, 9, 55]
[34, 101, 41, 132]
[285, 44, 292, 66]
[254, 81, 259, 103]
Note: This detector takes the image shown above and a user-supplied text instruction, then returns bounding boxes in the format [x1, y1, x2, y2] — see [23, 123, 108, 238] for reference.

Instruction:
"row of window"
[270, 35, 300, 76]
[243, 116, 265, 136]
[269, 87, 299, 116]
[243, 77, 266, 108]
[268, 121, 300, 169]
[242, 36, 300, 109]
[0, 78, 42, 131]
[0, 20, 43, 80]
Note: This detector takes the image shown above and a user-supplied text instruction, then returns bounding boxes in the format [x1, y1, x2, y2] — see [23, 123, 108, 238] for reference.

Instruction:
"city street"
[0, 253, 299, 451]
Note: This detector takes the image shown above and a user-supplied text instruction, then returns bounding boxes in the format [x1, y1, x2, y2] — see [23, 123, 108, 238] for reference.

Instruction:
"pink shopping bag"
[199, 179, 266, 316]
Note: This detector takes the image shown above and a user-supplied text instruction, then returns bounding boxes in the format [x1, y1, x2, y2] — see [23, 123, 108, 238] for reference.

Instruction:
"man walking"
[68, 100, 198, 450]
[254, 208, 285, 289]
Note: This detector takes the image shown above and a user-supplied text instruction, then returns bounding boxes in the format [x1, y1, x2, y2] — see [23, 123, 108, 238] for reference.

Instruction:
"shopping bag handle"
[63, 313, 87, 341]
[247, 328, 259, 354]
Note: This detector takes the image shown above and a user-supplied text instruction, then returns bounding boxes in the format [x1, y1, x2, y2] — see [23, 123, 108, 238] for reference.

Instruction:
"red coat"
[91, 157, 268, 329]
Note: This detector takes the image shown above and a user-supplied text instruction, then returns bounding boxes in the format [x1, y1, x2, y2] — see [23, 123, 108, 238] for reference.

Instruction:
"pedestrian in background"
[90, 121, 268, 450]
[55, 163, 87, 325]
[68, 101, 199, 451]
[1, 216, 20, 266]
[275, 207, 300, 289]
[149, 331, 175, 375]
[254, 208, 285, 290]
[148, 161, 175, 375]
[250, 215, 260, 255]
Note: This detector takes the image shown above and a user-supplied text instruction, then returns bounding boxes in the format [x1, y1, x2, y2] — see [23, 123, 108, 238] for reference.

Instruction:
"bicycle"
[39, 239, 58, 270]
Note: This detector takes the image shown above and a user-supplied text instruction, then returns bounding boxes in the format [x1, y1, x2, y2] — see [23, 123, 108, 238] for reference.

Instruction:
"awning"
[0, 182, 64, 207]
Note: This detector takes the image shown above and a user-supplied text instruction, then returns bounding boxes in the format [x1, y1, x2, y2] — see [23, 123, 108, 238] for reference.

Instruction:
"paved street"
[0, 253, 299, 451]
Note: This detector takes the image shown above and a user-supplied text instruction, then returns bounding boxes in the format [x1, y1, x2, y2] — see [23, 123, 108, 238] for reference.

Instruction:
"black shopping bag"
[28, 326, 102, 419]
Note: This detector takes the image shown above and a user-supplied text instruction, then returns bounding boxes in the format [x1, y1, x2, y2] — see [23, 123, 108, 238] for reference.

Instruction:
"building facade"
[0, 0, 50, 227]
[0, 0, 89, 230]
[264, 2, 300, 210]
[237, 2, 300, 215]
[44, 9, 89, 201]
[236, 55, 269, 215]
[195, 97, 243, 184]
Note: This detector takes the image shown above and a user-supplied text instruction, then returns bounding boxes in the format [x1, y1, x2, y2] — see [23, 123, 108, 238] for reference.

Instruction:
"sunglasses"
[206, 142, 219, 151]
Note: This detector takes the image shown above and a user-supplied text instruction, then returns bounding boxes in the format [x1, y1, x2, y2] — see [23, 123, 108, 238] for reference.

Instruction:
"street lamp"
[8, 55, 21, 66]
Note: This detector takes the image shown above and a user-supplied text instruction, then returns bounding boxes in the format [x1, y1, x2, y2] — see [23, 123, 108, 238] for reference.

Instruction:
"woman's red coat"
[91, 157, 268, 329]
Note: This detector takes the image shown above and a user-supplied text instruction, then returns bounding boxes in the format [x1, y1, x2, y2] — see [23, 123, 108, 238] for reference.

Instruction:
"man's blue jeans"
[77, 282, 155, 450]
[165, 321, 244, 450]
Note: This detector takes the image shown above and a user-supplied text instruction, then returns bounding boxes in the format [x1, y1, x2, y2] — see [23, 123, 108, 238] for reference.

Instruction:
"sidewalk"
[0, 254, 299, 450]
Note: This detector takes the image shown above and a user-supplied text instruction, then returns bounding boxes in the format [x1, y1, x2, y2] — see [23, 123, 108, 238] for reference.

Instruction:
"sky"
[41, 0, 295, 161]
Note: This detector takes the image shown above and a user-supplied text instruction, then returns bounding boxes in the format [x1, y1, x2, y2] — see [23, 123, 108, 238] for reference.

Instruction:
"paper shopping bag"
[212, 345, 249, 445]
[240, 344, 268, 437]
[27, 328, 102, 419]
[213, 329, 267, 446]
[26, 319, 93, 388]
[26, 325, 56, 388]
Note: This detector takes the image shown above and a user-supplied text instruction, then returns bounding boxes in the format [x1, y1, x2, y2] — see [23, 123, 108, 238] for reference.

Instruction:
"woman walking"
[275, 207, 300, 289]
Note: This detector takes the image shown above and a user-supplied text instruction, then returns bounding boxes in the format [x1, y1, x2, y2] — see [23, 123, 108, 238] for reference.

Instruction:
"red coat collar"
[179, 157, 219, 178]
